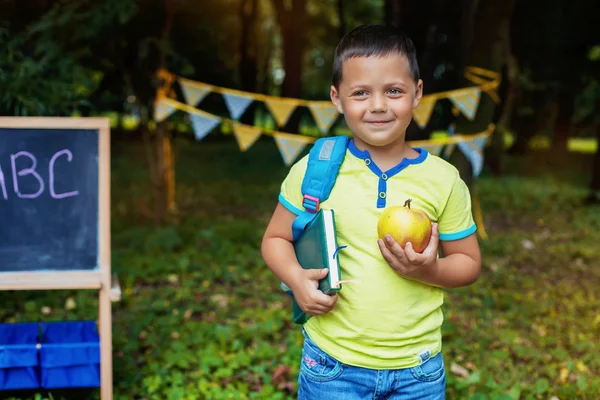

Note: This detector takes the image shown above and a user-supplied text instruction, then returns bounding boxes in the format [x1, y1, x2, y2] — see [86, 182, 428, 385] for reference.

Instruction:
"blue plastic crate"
[0, 322, 40, 390]
[40, 321, 100, 389]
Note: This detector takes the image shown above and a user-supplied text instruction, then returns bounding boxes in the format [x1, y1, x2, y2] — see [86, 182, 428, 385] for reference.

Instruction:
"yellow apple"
[377, 199, 432, 253]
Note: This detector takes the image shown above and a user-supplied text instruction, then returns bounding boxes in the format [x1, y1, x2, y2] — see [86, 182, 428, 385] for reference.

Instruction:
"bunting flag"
[154, 98, 177, 122]
[222, 90, 254, 120]
[442, 144, 456, 159]
[233, 123, 262, 152]
[413, 96, 437, 128]
[458, 141, 484, 177]
[420, 144, 443, 156]
[274, 133, 314, 166]
[457, 134, 490, 177]
[449, 87, 481, 120]
[308, 102, 339, 134]
[189, 112, 221, 141]
[179, 78, 212, 107]
[264, 98, 299, 127]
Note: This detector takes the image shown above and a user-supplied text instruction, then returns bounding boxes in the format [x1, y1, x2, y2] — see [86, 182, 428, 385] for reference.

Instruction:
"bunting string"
[162, 66, 500, 132]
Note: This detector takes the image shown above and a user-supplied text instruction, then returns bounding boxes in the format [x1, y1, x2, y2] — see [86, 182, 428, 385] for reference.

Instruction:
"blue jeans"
[298, 330, 446, 399]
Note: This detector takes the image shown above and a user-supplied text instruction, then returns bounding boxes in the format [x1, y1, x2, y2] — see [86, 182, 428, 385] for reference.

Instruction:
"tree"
[271, 0, 308, 98]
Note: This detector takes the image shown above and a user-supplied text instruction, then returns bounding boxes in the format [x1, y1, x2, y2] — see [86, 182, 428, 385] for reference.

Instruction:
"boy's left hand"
[378, 223, 440, 281]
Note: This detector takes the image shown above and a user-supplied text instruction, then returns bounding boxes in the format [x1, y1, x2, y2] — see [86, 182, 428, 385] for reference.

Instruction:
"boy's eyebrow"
[348, 82, 409, 90]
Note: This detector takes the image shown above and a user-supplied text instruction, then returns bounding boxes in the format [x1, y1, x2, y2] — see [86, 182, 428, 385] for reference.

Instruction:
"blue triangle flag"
[189, 113, 221, 141]
[222, 93, 253, 120]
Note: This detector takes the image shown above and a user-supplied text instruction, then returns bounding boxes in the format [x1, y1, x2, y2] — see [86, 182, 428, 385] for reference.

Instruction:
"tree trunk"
[337, 0, 346, 39]
[384, 0, 402, 27]
[453, 0, 516, 184]
[550, 87, 574, 152]
[149, 0, 175, 226]
[239, 0, 259, 92]
[272, 0, 307, 98]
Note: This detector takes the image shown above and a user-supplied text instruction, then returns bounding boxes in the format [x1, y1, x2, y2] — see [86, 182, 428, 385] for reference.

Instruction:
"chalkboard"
[0, 128, 100, 272]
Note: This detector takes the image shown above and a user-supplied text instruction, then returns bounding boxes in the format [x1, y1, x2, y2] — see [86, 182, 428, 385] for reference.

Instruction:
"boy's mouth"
[365, 120, 393, 126]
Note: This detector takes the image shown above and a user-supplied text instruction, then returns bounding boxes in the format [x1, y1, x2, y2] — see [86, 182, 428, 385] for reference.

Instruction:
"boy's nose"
[369, 94, 387, 113]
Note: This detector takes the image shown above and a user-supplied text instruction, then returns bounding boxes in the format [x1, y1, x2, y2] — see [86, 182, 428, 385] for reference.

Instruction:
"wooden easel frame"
[0, 117, 113, 400]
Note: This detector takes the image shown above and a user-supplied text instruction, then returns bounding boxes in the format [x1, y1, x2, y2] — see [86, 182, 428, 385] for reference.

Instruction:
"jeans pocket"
[300, 332, 343, 382]
[409, 352, 445, 383]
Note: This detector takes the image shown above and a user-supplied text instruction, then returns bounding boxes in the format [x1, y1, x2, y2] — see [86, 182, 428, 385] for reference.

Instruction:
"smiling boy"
[261, 24, 481, 399]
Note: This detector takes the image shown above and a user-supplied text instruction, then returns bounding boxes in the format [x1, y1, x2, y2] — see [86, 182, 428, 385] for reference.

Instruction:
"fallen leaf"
[559, 367, 569, 383]
[521, 239, 535, 250]
[184, 308, 194, 320]
[167, 274, 179, 284]
[272, 365, 291, 384]
[210, 294, 228, 308]
[41, 306, 52, 315]
[450, 362, 470, 378]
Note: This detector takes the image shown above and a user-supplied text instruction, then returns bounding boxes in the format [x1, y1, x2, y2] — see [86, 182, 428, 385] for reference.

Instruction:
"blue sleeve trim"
[439, 223, 477, 241]
[278, 193, 304, 215]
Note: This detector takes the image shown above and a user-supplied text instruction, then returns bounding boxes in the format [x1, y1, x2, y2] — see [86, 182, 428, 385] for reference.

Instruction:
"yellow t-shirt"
[279, 140, 476, 369]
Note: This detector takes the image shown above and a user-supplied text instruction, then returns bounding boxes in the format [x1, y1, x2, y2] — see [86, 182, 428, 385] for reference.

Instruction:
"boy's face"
[330, 53, 423, 149]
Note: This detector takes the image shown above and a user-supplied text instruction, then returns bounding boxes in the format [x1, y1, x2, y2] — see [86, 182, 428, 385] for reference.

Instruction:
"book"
[283, 208, 343, 324]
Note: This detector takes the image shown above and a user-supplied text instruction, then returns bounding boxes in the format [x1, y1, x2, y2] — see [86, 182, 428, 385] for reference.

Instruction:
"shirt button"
[365, 158, 371, 166]
[379, 192, 386, 199]
[381, 173, 388, 180]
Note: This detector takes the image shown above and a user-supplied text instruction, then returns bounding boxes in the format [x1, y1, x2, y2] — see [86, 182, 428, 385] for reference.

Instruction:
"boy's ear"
[330, 85, 344, 114]
[412, 79, 424, 109]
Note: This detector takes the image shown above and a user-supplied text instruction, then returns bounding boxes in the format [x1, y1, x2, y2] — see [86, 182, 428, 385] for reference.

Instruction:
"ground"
[1, 135, 599, 400]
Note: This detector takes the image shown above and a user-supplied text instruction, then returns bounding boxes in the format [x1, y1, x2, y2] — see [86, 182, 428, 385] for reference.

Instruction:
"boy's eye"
[387, 88, 403, 95]
[352, 91, 367, 97]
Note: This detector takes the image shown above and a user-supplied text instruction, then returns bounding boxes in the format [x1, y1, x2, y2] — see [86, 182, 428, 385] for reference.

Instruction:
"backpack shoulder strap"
[291, 135, 349, 240]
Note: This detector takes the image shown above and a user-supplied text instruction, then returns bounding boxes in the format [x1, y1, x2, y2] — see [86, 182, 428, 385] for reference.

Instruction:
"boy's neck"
[352, 137, 418, 171]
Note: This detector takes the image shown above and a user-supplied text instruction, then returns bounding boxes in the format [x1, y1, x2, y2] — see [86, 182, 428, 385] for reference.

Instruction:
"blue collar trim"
[348, 139, 428, 177]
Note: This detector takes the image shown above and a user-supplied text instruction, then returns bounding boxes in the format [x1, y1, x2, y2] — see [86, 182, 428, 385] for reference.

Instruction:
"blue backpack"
[282, 135, 350, 324]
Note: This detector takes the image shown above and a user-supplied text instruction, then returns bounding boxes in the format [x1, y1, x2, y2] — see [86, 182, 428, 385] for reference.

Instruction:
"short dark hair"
[332, 24, 420, 88]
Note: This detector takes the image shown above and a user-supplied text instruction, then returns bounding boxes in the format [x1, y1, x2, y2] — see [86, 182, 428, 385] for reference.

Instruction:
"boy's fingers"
[384, 235, 407, 262]
[404, 242, 419, 264]
[306, 268, 329, 281]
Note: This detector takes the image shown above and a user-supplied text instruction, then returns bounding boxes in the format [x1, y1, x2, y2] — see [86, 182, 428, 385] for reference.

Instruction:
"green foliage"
[0, 0, 138, 116]
[1, 140, 600, 400]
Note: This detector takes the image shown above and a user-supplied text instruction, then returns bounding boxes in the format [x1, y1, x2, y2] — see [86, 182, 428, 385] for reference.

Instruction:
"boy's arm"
[425, 233, 481, 288]
[261, 203, 337, 315]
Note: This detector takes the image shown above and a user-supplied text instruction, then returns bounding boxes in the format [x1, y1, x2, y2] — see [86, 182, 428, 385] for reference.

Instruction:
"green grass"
[1, 136, 599, 399]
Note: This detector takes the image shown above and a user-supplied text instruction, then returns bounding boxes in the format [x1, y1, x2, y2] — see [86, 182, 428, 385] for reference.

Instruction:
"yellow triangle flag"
[233, 123, 262, 152]
[273, 133, 314, 166]
[308, 102, 339, 134]
[448, 87, 481, 120]
[264, 98, 299, 127]
[413, 96, 437, 128]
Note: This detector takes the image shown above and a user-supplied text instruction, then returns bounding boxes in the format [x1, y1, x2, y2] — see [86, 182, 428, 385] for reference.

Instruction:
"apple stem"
[404, 198, 412, 209]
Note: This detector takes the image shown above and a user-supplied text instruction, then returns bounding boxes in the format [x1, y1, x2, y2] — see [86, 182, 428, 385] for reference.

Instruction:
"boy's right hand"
[291, 268, 338, 316]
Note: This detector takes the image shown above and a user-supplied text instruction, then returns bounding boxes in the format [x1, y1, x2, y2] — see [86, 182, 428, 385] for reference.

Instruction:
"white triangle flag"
[448, 87, 481, 120]
[179, 78, 211, 106]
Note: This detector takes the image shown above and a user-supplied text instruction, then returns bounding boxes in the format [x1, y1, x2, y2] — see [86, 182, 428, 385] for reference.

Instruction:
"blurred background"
[1, 1, 599, 399]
